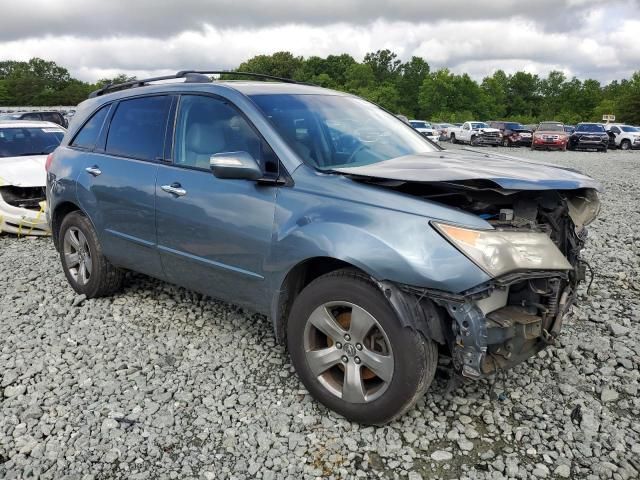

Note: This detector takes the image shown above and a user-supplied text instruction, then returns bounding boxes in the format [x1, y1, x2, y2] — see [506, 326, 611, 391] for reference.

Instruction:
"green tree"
[480, 70, 508, 119]
[363, 49, 402, 83]
[236, 51, 304, 79]
[397, 56, 430, 117]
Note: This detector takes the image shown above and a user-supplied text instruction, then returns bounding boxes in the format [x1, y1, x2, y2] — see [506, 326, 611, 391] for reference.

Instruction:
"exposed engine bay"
[357, 175, 601, 379]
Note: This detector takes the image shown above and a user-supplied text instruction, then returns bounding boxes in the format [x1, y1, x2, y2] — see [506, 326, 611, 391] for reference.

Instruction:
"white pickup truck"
[606, 124, 640, 150]
[449, 121, 502, 146]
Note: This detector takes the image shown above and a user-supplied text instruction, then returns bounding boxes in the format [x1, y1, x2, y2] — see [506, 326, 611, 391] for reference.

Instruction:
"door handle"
[161, 183, 187, 197]
[85, 166, 101, 177]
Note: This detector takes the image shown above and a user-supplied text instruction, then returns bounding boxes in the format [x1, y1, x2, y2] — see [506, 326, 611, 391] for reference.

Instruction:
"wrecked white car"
[0, 121, 64, 235]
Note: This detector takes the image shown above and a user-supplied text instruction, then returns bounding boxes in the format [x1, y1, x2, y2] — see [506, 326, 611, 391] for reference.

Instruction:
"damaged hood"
[334, 149, 602, 191]
[0, 155, 47, 187]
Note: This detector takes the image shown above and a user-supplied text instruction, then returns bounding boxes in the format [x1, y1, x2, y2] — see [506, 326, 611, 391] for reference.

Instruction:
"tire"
[58, 211, 124, 298]
[470, 135, 479, 146]
[601, 146, 608, 153]
[621, 139, 631, 151]
[287, 269, 438, 425]
[450, 134, 457, 144]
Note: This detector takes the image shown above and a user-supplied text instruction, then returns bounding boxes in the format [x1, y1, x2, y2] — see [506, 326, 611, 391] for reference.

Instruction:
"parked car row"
[0, 109, 74, 128]
[408, 118, 640, 152]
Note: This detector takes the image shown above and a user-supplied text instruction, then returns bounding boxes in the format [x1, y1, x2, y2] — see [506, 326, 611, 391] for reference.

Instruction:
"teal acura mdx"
[46, 71, 601, 424]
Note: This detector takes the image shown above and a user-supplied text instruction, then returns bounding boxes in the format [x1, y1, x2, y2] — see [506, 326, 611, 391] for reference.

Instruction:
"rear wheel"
[621, 139, 631, 151]
[287, 269, 438, 425]
[59, 211, 124, 298]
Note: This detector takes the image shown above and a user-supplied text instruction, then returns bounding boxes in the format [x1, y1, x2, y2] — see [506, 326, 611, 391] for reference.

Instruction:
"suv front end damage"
[0, 185, 49, 236]
[351, 163, 601, 379]
[426, 187, 597, 378]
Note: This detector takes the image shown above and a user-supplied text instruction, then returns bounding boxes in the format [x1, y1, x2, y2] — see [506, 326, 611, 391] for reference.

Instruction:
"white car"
[448, 121, 502, 146]
[0, 120, 65, 235]
[606, 124, 640, 150]
[409, 120, 440, 143]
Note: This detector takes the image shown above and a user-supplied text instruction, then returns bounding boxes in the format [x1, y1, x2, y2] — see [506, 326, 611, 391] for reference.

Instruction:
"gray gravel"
[1, 147, 640, 479]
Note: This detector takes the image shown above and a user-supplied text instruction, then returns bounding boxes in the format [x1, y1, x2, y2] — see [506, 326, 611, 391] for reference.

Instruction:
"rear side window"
[71, 105, 110, 150]
[106, 96, 171, 161]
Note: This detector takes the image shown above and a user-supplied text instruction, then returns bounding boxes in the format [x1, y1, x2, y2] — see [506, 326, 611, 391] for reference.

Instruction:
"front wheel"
[58, 211, 124, 298]
[621, 140, 631, 151]
[503, 138, 510, 147]
[287, 269, 438, 425]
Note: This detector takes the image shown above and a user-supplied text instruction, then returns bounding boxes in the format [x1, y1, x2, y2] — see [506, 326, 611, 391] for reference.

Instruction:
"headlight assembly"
[433, 222, 572, 277]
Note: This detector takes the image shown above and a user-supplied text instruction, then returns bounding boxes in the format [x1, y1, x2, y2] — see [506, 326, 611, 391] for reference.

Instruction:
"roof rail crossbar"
[88, 70, 303, 98]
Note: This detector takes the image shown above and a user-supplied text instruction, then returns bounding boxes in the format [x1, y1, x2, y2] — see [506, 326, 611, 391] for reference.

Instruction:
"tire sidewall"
[58, 212, 105, 297]
[287, 273, 433, 425]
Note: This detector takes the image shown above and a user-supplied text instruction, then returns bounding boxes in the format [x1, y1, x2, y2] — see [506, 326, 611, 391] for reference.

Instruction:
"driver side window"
[174, 95, 278, 174]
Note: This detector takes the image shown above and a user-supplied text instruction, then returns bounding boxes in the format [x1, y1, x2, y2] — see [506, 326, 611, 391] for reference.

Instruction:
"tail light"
[45, 153, 54, 172]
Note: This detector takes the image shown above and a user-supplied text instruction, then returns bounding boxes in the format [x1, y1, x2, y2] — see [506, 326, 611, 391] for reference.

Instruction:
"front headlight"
[433, 223, 572, 277]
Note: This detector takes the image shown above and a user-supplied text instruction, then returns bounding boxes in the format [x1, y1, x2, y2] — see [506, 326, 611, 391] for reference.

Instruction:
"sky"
[0, 0, 639, 84]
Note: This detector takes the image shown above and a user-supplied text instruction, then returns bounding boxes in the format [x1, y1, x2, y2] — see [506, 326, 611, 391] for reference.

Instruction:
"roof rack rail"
[88, 70, 303, 98]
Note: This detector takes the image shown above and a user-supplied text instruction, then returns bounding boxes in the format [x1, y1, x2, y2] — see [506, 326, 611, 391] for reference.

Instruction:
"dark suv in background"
[488, 121, 533, 147]
[0, 111, 68, 128]
[568, 123, 609, 152]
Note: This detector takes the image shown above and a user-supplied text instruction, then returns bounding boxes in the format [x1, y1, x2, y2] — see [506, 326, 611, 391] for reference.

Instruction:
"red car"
[531, 122, 569, 151]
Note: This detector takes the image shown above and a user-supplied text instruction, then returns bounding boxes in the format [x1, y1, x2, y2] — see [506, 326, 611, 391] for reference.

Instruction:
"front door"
[155, 94, 279, 309]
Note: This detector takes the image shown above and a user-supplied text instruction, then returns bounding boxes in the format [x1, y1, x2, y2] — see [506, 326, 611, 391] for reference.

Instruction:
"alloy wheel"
[303, 301, 394, 403]
[63, 227, 93, 285]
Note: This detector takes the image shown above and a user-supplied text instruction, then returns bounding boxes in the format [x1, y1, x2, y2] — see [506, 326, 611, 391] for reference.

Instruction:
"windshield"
[410, 121, 430, 129]
[0, 127, 64, 158]
[470, 122, 489, 129]
[538, 122, 564, 132]
[621, 126, 639, 133]
[250, 94, 438, 170]
[576, 123, 605, 133]
[505, 122, 525, 130]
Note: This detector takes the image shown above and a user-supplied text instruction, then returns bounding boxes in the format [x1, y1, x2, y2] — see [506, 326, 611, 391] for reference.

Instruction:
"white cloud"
[0, 1, 638, 83]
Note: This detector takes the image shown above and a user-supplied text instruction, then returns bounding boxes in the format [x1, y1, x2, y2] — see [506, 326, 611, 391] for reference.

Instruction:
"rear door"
[75, 95, 173, 278]
[155, 93, 279, 308]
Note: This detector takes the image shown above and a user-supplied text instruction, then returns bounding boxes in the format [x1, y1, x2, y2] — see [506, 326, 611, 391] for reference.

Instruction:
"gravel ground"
[1, 147, 639, 480]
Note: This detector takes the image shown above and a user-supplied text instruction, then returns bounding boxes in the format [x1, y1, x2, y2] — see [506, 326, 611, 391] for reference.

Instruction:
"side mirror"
[210, 151, 262, 181]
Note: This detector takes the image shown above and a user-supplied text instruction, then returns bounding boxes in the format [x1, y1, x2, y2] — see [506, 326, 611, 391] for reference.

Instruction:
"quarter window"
[174, 95, 278, 174]
[71, 105, 110, 150]
[106, 96, 171, 161]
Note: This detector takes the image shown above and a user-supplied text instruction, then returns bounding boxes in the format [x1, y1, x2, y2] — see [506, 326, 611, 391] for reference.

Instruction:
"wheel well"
[51, 201, 80, 249]
[273, 257, 367, 343]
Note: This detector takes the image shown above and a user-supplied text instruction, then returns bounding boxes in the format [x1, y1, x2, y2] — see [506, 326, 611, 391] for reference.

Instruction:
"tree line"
[2, 53, 639, 124]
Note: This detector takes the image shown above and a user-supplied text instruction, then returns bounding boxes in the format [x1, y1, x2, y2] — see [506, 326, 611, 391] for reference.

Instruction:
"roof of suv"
[93, 80, 347, 103]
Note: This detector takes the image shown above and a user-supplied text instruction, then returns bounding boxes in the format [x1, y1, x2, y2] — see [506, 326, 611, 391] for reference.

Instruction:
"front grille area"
[0, 186, 46, 210]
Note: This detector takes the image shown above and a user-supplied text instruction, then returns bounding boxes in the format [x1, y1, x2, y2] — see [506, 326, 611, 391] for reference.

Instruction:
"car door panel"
[77, 95, 172, 278]
[154, 94, 279, 310]
[155, 166, 276, 308]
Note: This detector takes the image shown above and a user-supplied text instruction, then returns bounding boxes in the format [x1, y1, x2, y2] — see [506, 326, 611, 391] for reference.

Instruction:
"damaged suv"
[47, 72, 601, 425]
